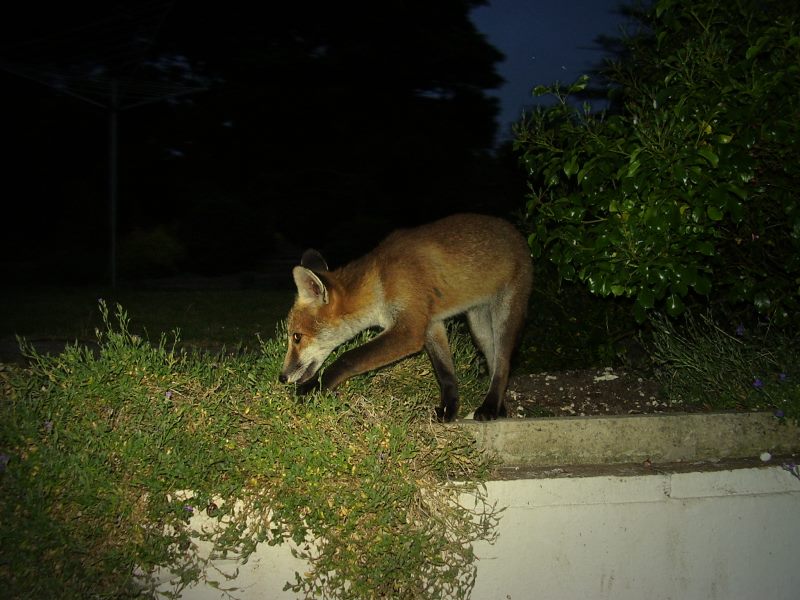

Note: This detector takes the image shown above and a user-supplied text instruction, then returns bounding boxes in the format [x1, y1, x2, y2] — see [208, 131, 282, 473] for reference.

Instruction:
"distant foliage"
[514, 0, 800, 325]
[118, 226, 187, 278]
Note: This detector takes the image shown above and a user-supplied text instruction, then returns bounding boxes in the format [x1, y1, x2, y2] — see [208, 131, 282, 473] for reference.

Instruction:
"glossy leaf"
[665, 293, 685, 317]
[637, 287, 656, 309]
[563, 156, 579, 177]
[697, 147, 719, 168]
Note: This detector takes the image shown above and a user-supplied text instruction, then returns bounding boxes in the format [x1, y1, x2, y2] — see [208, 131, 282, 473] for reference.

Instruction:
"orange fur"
[279, 213, 533, 421]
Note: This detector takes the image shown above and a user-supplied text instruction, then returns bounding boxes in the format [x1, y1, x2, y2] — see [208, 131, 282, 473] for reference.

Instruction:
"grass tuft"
[648, 312, 800, 421]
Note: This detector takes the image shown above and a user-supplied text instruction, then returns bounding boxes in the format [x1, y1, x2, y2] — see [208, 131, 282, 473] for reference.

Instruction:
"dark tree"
[154, 1, 505, 261]
[2, 1, 505, 279]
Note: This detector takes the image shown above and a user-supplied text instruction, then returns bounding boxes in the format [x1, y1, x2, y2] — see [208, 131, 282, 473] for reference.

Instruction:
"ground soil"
[505, 366, 695, 418]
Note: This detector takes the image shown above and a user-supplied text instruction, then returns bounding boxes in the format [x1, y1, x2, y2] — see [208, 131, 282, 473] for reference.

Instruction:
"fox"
[278, 213, 533, 421]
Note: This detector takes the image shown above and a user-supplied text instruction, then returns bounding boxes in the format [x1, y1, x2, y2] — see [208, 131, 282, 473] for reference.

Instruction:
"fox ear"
[300, 249, 329, 273]
[293, 266, 329, 305]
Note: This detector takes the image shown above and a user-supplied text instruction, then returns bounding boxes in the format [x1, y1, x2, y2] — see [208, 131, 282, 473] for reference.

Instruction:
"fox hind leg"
[425, 320, 460, 422]
[466, 305, 495, 377]
[473, 286, 529, 421]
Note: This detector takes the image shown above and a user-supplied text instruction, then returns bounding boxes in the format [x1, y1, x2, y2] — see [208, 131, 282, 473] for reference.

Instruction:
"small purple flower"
[0, 454, 9, 473]
[752, 378, 763, 389]
[43, 420, 53, 434]
[735, 323, 746, 336]
[779, 373, 787, 382]
[165, 390, 173, 400]
[183, 504, 194, 514]
[774, 409, 785, 419]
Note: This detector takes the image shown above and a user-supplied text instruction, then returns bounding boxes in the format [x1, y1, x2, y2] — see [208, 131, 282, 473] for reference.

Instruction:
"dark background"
[0, 1, 617, 285]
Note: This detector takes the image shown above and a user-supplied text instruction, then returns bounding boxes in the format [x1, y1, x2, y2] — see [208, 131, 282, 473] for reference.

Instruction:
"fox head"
[279, 250, 345, 385]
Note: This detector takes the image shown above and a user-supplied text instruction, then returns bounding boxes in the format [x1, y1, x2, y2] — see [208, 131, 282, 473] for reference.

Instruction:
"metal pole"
[109, 79, 118, 288]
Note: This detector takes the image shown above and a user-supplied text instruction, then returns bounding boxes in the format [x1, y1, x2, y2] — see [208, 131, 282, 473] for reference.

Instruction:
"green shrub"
[0, 302, 497, 599]
[514, 0, 800, 326]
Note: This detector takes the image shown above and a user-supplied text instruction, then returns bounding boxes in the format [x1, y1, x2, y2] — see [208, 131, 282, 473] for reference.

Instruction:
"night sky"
[472, 0, 629, 139]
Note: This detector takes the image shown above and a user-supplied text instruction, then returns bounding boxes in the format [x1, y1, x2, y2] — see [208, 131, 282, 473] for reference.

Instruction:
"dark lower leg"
[426, 323, 460, 422]
[473, 367, 509, 421]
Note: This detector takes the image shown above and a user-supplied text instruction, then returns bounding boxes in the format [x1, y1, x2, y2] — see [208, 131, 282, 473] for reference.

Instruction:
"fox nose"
[278, 373, 288, 384]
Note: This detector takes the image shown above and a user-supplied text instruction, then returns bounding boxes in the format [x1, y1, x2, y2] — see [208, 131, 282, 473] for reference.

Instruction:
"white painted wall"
[163, 466, 800, 600]
[473, 467, 800, 600]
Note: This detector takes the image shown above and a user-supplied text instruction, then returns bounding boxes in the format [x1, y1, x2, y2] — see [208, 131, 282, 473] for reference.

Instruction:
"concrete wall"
[164, 465, 800, 600]
[472, 466, 800, 600]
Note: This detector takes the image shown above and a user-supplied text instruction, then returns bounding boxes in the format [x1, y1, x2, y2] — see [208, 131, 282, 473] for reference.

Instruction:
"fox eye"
[292, 332, 302, 344]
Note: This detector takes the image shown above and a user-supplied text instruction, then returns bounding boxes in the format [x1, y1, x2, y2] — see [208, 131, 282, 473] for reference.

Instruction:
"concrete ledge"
[461, 412, 800, 466]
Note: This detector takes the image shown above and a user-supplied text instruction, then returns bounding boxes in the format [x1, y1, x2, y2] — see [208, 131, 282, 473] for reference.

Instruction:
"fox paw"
[296, 378, 320, 396]
[473, 403, 507, 422]
[435, 396, 459, 422]
[436, 405, 458, 422]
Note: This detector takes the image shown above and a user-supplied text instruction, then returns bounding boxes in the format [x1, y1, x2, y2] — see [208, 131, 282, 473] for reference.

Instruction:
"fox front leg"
[425, 321, 460, 422]
[296, 325, 424, 397]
